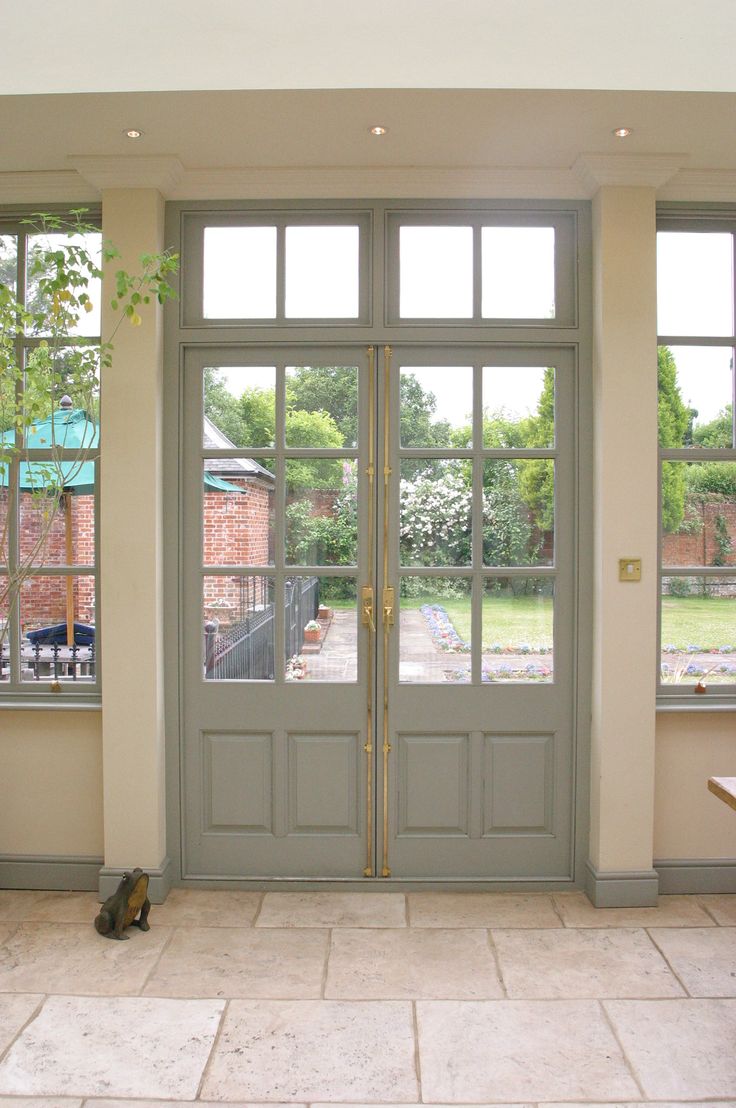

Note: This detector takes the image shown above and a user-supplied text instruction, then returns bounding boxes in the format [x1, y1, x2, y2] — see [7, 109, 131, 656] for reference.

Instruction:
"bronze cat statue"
[94, 868, 151, 940]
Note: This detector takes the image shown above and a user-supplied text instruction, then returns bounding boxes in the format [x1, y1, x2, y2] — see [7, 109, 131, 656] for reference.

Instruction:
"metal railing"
[204, 576, 319, 680]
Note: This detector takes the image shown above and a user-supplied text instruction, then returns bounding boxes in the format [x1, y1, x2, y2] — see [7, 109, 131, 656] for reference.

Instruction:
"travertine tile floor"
[0, 889, 735, 1105]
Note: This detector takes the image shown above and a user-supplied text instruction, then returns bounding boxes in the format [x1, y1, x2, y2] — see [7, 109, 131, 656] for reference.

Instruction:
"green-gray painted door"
[180, 343, 576, 879]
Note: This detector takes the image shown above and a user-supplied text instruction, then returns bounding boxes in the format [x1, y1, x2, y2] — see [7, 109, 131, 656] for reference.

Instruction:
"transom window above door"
[182, 212, 371, 326]
[180, 207, 579, 330]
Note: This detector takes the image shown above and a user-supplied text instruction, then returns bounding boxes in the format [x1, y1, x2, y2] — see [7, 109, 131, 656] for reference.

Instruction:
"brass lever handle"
[382, 586, 395, 627]
[361, 586, 376, 632]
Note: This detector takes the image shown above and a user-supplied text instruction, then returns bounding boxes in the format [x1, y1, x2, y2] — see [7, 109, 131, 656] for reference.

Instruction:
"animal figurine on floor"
[94, 868, 151, 940]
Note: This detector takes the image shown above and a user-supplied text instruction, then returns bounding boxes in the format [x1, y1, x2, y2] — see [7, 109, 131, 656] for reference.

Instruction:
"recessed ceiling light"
[612, 127, 632, 138]
[124, 128, 143, 139]
[369, 125, 388, 136]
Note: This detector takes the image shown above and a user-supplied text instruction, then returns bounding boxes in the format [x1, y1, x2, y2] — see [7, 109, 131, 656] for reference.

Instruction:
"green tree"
[286, 366, 358, 445]
[518, 368, 555, 532]
[658, 346, 690, 532]
[693, 403, 733, 448]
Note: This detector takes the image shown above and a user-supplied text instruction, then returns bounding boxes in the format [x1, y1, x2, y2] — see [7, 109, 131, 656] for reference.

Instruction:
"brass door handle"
[382, 586, 395, 627]
[361, 586, 376, 632]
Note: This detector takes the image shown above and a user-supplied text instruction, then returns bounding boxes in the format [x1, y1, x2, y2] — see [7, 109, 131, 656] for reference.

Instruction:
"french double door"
[180, 342, 576, 880]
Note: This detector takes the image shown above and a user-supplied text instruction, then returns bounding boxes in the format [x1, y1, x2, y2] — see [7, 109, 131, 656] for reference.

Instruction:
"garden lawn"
[404, 594, 554, 649]
[404, 593, 735, 652]
[661, 595, 736, 650]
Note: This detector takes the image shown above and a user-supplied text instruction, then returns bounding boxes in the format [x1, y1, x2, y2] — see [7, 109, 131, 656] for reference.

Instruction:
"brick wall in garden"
[663, 500, 736, 568]
[203, 479, 273, 624]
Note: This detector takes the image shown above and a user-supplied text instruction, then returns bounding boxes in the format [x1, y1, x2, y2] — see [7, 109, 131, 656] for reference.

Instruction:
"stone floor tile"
[605, 998, 736, 1099]
[0, 996, 43, 1055]
[0, 892, 99, 924]
[407, 891, 561, 928]
[493, 927, 685, 998]
[312, 1104, 533, 1108]
[325, 927, 503, 999]
[257, 891, 407, 928]
[416, 999, 640, 1102]
[143, 925, 327, 998]
[552, 1103, 736, 1108]
[649, 926, 736, 996]
[0, 996, 224, 1099]
[93, 1102, 301, 1108]
[0, 923, 171, 995]
[698, 893, 736, 925]
[0, 1100, 83, 1107]
[150, 888, 263, 928]
[554, 892, 714, 928]
[201, 999, 418, 1102]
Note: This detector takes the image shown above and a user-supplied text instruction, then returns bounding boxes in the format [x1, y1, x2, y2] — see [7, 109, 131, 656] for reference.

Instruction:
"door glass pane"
[658, 346, 734, 448]
[483, 460, 554, 566]
[0, 235, 17, 295]
[203, 458, 274, 566]
[203, 227, 277, 319]
[657, 231, 734, 336]
[400, 366, 472, 447]
[20, 484, 95, 567]
[483, 366, 554, 447]
[285, 226, 360, 318]
[482, 227, 555, 318]
[203, 366, 276, 449]
[661, 576, 736, 685]
[482, 577, 553, 683]
[400, 459, 472, 567]
[286, 458, 357, 566]
[203, 574, 274, 680]
[399, 576, 471, 684]
[26, 232, 102, 337]
[661, 461, 736, 566]
[399, 226, 473, 318]
[286, 365, 359, 447]
[21, 574, 96, 683]
[285, 575, 357, 683]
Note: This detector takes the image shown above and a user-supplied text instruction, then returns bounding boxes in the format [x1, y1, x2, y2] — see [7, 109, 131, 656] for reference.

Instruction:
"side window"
[657, 222, 736, 700]
[0, 220, 100, 699]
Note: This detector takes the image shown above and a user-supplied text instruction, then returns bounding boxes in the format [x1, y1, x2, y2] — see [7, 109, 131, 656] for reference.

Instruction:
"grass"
[402, 592, 735, 651]
[660, 595, 736, 650]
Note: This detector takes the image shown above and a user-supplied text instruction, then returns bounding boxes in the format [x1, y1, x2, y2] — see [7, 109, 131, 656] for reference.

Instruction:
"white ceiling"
[3, 0, 736, 95]
[2, 1, 736, 190]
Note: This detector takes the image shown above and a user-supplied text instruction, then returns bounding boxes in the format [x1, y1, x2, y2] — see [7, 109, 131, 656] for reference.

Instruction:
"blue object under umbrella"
[26, 621, 95, 646]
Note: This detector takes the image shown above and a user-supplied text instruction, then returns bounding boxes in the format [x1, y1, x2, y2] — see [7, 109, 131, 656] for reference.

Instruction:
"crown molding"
[0, 171, 98, 205]
[658, 169, 736, 202]
[171, 165, 583, 200]
[573, 153, 689, 196]
[1, 160, 734, 207]
[67, 155, 185, 196]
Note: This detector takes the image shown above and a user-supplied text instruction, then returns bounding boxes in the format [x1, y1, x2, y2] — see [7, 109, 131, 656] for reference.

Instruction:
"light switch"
[619, 558, 641, 582]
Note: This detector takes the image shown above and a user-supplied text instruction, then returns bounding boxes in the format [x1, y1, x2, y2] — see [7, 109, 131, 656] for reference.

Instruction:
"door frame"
[162, 197, 593, 890]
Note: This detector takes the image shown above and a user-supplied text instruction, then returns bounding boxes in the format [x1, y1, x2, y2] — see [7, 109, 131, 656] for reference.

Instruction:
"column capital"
[68, 155, 184, 197]
[573, 153, 689, 196]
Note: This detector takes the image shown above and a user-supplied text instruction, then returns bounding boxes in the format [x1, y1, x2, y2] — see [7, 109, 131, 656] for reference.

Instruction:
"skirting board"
[656, 858, 736, 894]
[98, 856, 173, 904]
[585, 861, 659, 907]
[0, 855, 102, 892]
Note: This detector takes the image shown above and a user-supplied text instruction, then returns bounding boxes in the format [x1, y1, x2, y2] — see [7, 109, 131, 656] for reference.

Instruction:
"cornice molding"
[0, 171, 98, 204]
[573, 153, 689, 196]
[172, 165, 579, 200]
[658, 169, 736, 202]
[0, 161, 734, 206]
[67, 155, 185, 195]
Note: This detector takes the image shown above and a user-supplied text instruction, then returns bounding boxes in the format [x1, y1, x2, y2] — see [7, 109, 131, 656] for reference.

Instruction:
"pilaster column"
[98, 188, 170, 899]
[588, 181, 660, 905]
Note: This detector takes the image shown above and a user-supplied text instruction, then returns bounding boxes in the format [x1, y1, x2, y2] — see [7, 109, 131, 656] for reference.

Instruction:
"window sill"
[0, 696, 101, 711]
[657, 697, 736, 713]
